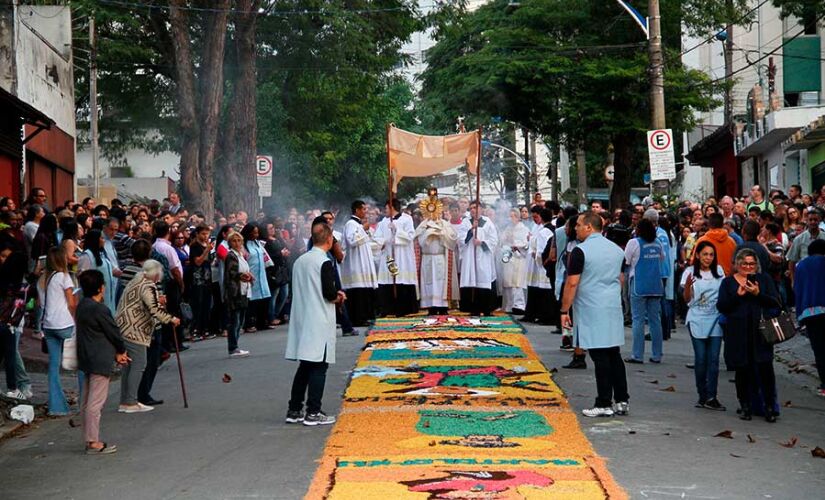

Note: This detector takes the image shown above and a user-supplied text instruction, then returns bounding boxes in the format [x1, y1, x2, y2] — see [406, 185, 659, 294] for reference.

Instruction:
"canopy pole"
[472, 127, 482, 309]
[386, 124, 397, 299]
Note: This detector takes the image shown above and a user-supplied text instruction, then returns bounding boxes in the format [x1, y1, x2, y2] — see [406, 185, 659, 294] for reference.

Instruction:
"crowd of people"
[1, 181, 825, 448]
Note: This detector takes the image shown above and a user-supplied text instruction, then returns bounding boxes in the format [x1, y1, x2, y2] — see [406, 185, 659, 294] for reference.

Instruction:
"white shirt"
[153, 238, 182, 273]
[38, 272, 75, 330]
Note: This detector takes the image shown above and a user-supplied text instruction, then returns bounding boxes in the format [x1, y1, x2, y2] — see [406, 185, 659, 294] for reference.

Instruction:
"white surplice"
[340, 216, 378, 289]
[526, 223, 553, 289]
[459, 216, 498, 289]
[374, 213, 418, 287]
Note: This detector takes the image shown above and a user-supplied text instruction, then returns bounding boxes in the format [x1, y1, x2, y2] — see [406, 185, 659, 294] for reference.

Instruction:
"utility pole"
[648, 0, 665, 130]
[522, 127, 530, 205]
[576, 146, 587, 209]
[648, 0, 667, 195]
[89, 16, 100, 198]
[724, 0, 734, 124]
[529, 134, 538, 196]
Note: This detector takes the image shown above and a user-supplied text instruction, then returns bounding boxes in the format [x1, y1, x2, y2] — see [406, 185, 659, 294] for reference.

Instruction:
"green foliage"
[72, 0, 424, 208]
[419, 0, 723, 206]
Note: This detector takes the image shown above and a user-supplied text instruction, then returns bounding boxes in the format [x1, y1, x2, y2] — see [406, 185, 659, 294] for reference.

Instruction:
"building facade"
[0, 4, 75, 206]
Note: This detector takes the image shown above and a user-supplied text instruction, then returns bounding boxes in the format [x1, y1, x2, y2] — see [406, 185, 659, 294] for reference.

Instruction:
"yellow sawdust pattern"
[305, 315, 627, 500]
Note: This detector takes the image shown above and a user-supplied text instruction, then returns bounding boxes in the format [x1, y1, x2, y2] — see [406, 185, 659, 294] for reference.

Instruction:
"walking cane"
[171, 324, 189, 408]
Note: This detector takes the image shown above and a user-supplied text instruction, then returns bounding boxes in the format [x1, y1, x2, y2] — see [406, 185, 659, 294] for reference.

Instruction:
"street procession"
[1, 1, 825, 499]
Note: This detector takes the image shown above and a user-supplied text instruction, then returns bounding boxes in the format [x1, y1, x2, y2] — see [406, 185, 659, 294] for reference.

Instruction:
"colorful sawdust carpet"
[306, 315, 626, 499]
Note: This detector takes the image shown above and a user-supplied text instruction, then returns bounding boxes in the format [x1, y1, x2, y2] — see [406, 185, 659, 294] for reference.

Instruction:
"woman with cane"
[116, 260, 181, 413]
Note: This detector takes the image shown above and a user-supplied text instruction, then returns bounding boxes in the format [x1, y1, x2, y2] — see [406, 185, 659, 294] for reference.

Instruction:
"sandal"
[86, 442, 118, 455]
[269, 319, 282, 327]
[244, 327, 257, 333]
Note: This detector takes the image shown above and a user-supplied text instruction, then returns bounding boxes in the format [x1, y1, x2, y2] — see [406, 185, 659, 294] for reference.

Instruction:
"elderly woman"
[115, 260, 180, 413]
[225, 232, 253, 357]
[75, 270, 129, 455]
[717, 247, 781, 422]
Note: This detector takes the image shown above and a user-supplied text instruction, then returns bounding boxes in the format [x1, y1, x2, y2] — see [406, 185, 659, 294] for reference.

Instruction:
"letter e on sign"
[647, 129, 675, 181]
[256, 155, 273, 197]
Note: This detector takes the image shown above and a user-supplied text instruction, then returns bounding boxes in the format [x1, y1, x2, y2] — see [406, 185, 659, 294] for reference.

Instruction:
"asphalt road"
[1, 320, 823, 500]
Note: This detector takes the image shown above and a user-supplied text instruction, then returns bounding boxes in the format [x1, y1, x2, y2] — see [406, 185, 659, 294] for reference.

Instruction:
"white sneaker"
[614, 401, 629, 416]
[5, 389, 27, 400]
[582, 406, 614, 418]
[118, 404, 153, 414]
[303, 412, 336, 426]
[22, 388, 33, 400]
[230, 349, 250, 358]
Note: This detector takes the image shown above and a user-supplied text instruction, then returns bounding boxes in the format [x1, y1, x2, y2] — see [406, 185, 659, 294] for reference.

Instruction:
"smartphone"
[746, 274, 757, 284]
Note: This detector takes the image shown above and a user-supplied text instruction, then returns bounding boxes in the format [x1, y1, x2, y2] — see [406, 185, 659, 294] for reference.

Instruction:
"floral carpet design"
[305, 315, 626, 499]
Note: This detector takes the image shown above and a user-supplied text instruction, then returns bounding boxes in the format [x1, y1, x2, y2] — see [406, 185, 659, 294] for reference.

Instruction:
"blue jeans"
[269, 283, 289, 322]
[691, 335, 722, 402]
[44, 326, 74, 415]
[631, 292, 663, 361]
[227, 308, 246, 353]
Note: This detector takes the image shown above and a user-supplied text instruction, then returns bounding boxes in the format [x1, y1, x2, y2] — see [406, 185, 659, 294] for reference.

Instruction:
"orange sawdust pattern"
[305, 315, 627, 499]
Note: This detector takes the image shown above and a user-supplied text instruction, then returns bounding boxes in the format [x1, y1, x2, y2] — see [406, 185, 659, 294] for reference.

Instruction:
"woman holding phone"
[681, 241, 725, 410]
[717, 248, 781, 422]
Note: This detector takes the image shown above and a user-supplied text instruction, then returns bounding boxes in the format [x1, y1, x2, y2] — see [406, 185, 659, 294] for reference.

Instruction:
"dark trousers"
[1, 324, 18, 391]
[288, 359, 329, 414]
[588, 346, 629, 408]
[209, 282, 229, 334]
[377, 284, 419, 317]
[161, 282, 183, 350]
[803, 315, 825, 389]
[189, 284, 211, 335]
[346, 287, 376, 327]
[525, 286, 555, 324]
[735, 361, 776, 411]
[337, 302, 354, 334]
[459, 287, 494, 316]
[245, 298, 270, 330]
[138, 330, 162, 403]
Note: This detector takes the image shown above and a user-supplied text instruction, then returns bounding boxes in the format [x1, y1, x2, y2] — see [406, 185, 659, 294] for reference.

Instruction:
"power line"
[679, 0, 771, 58]
[94, 0, 429, 16]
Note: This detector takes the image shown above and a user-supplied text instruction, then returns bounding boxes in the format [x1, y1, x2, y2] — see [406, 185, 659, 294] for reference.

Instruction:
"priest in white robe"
[375, 199, 419, 316]
[459, 200, 499, 316]
[500, 208, 529, 314]
[415, 191, 459, 315]
[340, 200, 377, 326]
[522, 207, 555, 324]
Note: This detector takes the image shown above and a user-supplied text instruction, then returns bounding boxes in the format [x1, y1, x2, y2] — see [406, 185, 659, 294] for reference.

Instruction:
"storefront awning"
[783, 114, 825, 152]
[0, 87, 54, 143]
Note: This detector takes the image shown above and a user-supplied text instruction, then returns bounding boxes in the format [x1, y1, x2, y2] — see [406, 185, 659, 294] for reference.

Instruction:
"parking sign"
[647, 129, 676, 181]
[256, 155, 273, 197]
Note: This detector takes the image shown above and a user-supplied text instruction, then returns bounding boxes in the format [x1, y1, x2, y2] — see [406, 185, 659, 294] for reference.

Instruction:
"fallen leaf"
[628, 431, 637, 435]
[68, 418, 79, 428]
[747, 434, 756, 443]
[783, 400, 792, 408]
[659, 385, 676, 392]
[715, 430, 734, 439]
[730, 453, 744, 458]
[422, 420, 430, 428]
[428, 441, 436, 447]
[635, 370, 645, 373]
[811, 447, 825, 458]
[222, 373, 232, 383]
[663, 432, 671, 436]
[647, 379, 659, 384]
[780, 437, 798, 448]
[549, 367, 558, 374]
[667, 373, 677, 378]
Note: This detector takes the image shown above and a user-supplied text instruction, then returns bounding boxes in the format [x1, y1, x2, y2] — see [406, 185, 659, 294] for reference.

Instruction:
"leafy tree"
[420, 0, 725, 209]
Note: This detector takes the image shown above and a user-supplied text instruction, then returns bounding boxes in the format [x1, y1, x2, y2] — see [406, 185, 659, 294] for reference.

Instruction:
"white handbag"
[61, 334, 78, 371]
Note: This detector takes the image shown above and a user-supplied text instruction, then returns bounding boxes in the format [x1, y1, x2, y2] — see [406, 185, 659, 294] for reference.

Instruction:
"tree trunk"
[168, 0, 201, 213]
[219, 0, 259, 215]
[195, 0, 231, 220]
[610, 132, 634, 210]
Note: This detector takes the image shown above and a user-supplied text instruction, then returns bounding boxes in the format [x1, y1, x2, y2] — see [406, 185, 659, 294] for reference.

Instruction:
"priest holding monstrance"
[415, 187, 459, 315]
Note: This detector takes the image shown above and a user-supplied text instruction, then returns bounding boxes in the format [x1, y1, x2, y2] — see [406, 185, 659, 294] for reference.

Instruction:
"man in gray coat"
[285, 222, 346, 426]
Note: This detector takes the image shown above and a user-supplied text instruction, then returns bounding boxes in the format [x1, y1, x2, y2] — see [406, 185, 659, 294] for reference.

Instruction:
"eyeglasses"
[739, 262, 757, 267]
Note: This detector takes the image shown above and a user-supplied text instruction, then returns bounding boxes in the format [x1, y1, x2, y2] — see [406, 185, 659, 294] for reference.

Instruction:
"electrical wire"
[94, 0, 428, 16]
[679, 0, 771, 57]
